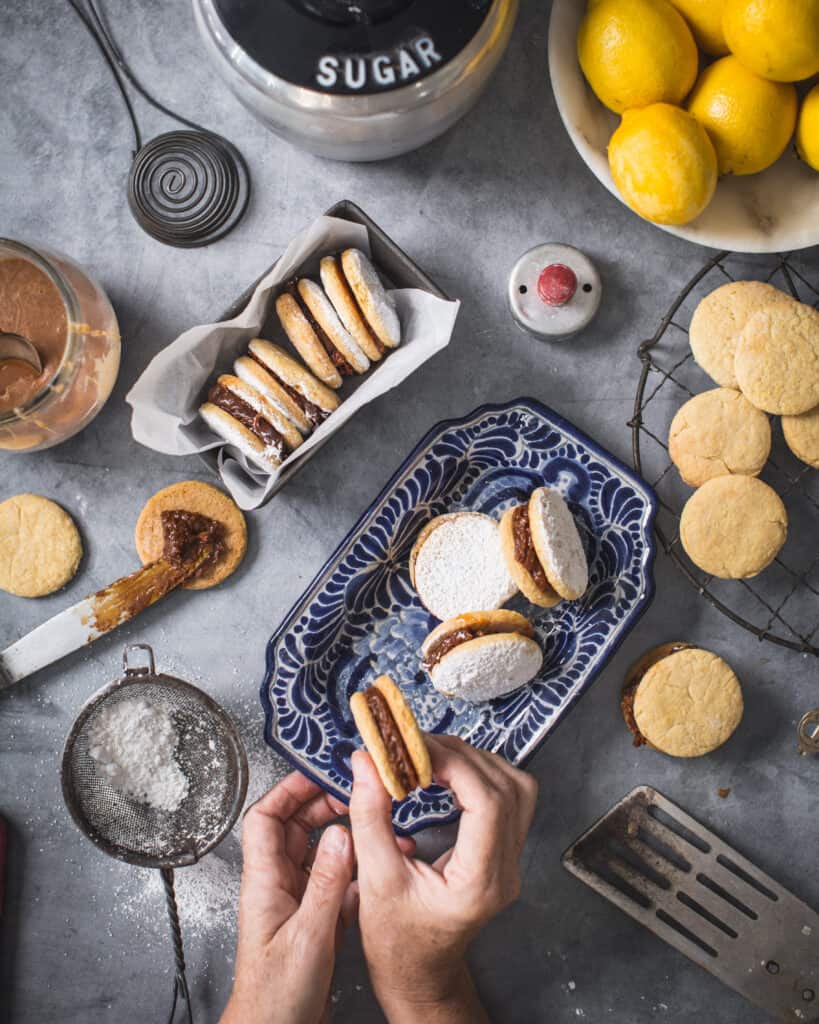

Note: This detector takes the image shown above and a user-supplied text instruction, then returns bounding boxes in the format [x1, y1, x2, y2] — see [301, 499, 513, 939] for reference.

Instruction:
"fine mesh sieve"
[61, 643, 248, 1023]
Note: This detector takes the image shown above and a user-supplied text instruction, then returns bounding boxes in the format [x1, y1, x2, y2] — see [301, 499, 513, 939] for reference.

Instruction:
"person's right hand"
[349, 734, 538, 1024]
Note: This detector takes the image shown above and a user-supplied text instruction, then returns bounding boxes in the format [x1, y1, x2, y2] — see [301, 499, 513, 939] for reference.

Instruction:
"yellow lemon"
[669, 0, 729, 55]
[722, 0, 819, 82]
[608, 104, 718, 225]
[797, 84, 819, 171]
[687, 56, 797, 175]
[577, 0, 699, 115]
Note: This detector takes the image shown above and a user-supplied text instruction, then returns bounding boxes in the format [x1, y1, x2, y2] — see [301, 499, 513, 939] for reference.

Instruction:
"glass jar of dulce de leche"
[0, 239, 121, 452]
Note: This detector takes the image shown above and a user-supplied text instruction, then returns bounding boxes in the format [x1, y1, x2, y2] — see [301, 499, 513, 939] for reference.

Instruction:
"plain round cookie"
[680, 476, 787, 579]
[409, 512, 517, 621]
[734, 302, 819, 415]
[135, 481, 247, 590]
[0, 494, 82, 597]
[633, 648, 743, 757]
[782, 405, 819, 469]
[668, 387, 771, 487]
[688, 281, 793, 388]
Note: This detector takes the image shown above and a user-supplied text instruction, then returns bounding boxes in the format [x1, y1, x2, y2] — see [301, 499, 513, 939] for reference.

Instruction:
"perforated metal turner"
[563, 786, 819, 1023]
[61, 644, 248, 1023]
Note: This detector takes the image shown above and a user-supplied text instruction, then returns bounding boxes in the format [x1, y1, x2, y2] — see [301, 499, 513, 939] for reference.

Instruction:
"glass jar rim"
[0, 237, 82, 425]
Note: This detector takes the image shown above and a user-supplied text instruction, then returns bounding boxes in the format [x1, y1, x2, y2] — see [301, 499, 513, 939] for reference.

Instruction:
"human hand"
[220, 772, 354, 1024]
[349, 735, 538, 1024]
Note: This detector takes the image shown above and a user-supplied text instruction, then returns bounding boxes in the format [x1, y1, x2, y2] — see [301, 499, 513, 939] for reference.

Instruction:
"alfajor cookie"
[734, 301, 819, 415]
[622, 645, 743, 758]
[240, 339, 339, 434]
[276, 278, 369, 389]
[350, 674, 432, 801]
[200, 373, 303, 474]
[0, 494, 83, 597]
[135, 481, 247, 591]
[422, 610, 542, 703]
[688, 281, 794, 388]
[668, 387, 771, 487]
[320, 249, 401, 362]
[680, 475, 787, 579]
[782, 404, 819, 469]
[499, 505, 560, 608]
[528, 487, 588, 601]
[410, 512, 518, 621]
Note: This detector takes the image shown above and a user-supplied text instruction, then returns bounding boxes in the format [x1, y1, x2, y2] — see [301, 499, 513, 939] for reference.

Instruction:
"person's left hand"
[220, 772, 356, 1024]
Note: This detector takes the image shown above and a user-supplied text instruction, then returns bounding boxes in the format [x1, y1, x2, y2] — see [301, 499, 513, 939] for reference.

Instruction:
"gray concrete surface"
[1, 2, 817, 1022]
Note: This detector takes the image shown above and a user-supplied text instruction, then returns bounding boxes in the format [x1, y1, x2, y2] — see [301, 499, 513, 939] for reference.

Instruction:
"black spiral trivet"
[630, 252, 819, 658]
[68, 0, 250, 248]
[128, 132, 250, 248]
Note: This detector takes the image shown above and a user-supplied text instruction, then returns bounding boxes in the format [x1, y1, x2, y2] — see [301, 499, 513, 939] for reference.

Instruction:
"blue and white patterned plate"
[260, 399, 657, 833]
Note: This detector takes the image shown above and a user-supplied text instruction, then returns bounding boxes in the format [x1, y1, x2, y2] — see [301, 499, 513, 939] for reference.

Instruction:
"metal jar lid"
[194, 0, 518, 161]
[508, 243, 602, 341]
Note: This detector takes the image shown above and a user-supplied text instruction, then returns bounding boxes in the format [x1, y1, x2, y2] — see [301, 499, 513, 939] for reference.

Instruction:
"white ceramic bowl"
[548, 0, 819, 254]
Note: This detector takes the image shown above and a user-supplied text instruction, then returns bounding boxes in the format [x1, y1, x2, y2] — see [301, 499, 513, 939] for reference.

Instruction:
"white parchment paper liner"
[126, 215, 460, 510]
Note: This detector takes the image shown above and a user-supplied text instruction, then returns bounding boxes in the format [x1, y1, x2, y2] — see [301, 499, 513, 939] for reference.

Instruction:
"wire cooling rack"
[630, 251, 819, 657]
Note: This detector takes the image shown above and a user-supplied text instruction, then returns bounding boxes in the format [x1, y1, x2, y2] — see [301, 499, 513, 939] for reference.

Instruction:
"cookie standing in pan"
[320, 248, 401, 362]
[276, 278, 369, 388]
[242, 339, 339, 432]
[200, 373, 303, 473]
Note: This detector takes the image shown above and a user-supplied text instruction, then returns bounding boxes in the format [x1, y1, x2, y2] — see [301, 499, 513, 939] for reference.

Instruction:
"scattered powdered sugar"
[88, 697, 189, 812]
[413, 513, 517, 620]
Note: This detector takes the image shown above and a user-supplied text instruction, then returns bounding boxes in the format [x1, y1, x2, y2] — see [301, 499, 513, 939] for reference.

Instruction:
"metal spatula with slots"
[563, 786, 819, 1023]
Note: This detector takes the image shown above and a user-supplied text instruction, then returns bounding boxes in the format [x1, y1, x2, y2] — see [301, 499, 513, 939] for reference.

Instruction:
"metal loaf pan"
[200, 200, 449, 506]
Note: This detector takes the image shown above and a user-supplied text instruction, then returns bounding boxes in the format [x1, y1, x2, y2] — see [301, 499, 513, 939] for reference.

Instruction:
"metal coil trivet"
[61, 644, 248, 1023]
[630, 252, 819, 657]
[67, 0, 250, 247]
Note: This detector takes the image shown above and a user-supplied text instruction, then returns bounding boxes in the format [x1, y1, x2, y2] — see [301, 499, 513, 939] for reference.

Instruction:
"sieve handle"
[161, 867, 194, 1024]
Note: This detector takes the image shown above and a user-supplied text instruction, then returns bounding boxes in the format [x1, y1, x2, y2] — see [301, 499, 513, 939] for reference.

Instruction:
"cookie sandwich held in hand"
[320, 248, 402, 362]
[500, 486, 588, 605]
[621, 644, 743, 758]
[422, 610, 543, 703]
[350, 674, 432, 802]
[276, 277, 370, 388]
[236, 339, 340, 434]
[200, 373, 303, 473]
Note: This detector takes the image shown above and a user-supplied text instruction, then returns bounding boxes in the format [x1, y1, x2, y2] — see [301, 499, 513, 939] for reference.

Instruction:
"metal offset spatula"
[563, 786, 819, 1023]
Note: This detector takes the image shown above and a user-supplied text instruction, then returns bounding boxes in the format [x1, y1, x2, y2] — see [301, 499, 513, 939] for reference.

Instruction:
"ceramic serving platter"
[260, 399, 657, 833]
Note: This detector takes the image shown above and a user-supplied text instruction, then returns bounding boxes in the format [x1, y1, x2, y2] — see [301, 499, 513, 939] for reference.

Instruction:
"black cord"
[65, 0, 141, 155]
[65, 0, 213, 159]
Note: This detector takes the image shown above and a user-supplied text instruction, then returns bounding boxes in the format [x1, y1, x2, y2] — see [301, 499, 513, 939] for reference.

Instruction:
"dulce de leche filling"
[511, 505, 550, 591]
[0, 258, 68, 414]
[422, 627, 492, 670]
[248, 351, 328, 428]
[286, 280, 353, 376]
[208, 383, 286, 459]
[364, 687, 418, 794]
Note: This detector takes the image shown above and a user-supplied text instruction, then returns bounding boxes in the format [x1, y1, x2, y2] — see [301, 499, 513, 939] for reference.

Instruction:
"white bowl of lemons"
[548, 0, 819, 253]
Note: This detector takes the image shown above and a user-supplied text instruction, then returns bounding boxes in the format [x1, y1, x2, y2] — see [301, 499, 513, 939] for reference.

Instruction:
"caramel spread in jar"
[511, 505, 549, 591]
[364, 687, 417, 794]
[286, 280, 353, 375]
[0, 258, 68, 413]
